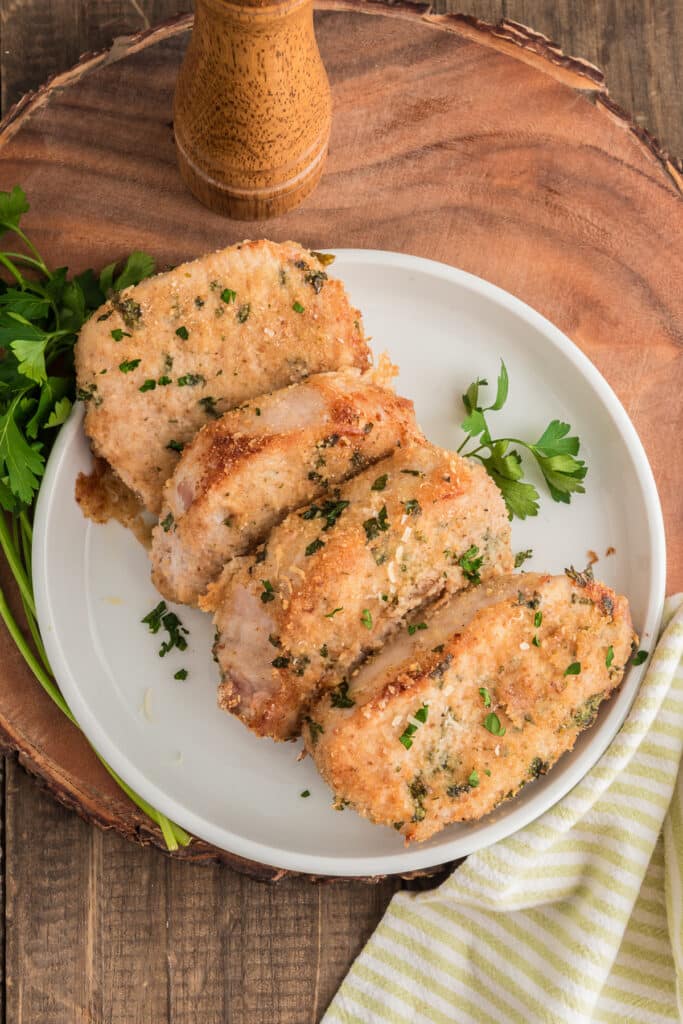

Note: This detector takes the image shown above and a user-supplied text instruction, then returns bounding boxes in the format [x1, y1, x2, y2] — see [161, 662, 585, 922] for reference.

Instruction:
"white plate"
[33, 251, 666, 876]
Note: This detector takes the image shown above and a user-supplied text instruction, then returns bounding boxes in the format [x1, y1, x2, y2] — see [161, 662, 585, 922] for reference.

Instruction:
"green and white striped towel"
[324, 595, 683, 1024]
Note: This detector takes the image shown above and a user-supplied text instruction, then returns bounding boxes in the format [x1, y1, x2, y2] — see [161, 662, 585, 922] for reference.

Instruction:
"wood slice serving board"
[0, 4, 681, 879]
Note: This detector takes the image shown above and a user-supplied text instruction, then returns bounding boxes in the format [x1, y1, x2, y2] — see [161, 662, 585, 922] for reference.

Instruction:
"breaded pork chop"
[305, 572, 635, 842]
[206, 442, 513, 740]
[150, 366, 420, 606]
[75, 241, 369, 513]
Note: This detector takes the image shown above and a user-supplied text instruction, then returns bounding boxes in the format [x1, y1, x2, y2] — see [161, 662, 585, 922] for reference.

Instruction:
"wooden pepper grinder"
[173, 0, 332, 220]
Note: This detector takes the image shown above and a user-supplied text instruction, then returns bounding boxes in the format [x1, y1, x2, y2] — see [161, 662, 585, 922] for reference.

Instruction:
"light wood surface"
[0, 2, 681, 1021]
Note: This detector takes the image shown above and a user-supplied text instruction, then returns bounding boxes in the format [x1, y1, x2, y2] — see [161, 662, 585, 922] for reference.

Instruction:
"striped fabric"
[324, 595, 683, 1024]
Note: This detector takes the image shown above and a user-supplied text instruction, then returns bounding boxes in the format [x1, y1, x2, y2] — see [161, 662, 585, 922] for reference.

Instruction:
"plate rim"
[33, 249, 667, 876]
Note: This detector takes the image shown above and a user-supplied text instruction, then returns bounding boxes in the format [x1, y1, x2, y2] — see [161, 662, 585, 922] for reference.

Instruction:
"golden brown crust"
[76, 241, 370, 514]
[212, 441, 513, 739]
[306, 572, 636, 842]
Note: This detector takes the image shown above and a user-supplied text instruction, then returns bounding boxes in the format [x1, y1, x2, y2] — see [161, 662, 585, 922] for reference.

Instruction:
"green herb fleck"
[175, 326, 189, 340]
[468, 769, 480, 787]
[606, 645, 615, 668]
[166, 440, 184, 453]
[221, 288, 236, 304]
[139, 379, 156, 392]
[631, 650, 648, 666]
[408, 622, 427, 636]
[271, 656, 290, 669]
[484, 712, 506, 736]
[363, 505, 389, 541]
[174, 669, 188, 681]
[300, 790, 311, 798]
[514, 549, 533, 568]
[399, 705, 428, 749]
[305, 717, 324, 745]
[177, 373, 205, 387]
[261, 580, 275, 603]
[305, 538, 325, 557]
[157, 375, 172, 386]
[458, 545, 484, 585]
[331, 681, 355, 708]
[325, 607, 343, 618]
[403, 498, 421, 516]
[361, 609, 372, 630]
[160, 513, 174, 532]
[371, 474, 388, 491]
[479, 687, 491, 708]
[237, 303, 250, 322]
[564, 662, 581, 676]
[292, 301, 305, 314]
[119, 358, 140, 373]
[111, 328, 130, 342]
[534, 611, 543, 628]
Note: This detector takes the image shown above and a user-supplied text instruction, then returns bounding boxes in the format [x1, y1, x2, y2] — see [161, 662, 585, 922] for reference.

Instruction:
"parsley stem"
[0, 513, 36, 619]
[0, 580, 75, 720]
[0, 252, 26, 288]
[8, 225, 50, 278]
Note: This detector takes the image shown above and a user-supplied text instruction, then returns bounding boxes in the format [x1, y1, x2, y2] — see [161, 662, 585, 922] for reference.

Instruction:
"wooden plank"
[5, 758, 399, 1023]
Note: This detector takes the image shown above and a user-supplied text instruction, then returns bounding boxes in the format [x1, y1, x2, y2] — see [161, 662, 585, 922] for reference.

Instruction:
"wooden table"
[1, 2, 681, 1021]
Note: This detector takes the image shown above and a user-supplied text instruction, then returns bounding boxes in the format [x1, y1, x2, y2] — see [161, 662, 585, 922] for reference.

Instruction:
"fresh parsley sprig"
[0, 185, 189, 851]
[458, 361, 587, 519]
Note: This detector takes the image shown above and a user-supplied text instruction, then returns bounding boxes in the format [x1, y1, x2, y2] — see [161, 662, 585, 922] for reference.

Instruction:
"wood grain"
[0, 3, 682, 1023]
[174, 0, 332, 217]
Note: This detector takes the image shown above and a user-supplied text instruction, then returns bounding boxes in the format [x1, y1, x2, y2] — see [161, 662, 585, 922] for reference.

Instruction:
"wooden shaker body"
[173, 0, 332, 219]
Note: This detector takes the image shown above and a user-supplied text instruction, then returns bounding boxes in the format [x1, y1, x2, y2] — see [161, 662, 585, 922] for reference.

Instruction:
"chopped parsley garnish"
[157, 375, 172, 386]
[260, 579, 275, 603]
[141, 601, 166, 634]
[110, 328, 130, 342]
[166, 439, 184, 453]
[458, 545, 484, 585]
[606, 645, 615, 668]
[458, 361, 587, 520]
[484, 712, 506, 736]
[631, 650, 648, 666]
[174, 669, 188, 681]
[177, 373, 205, 387]
[361, 609, 373, 629]
[300, 498, 350, 531]
[401, 469, 422, 477]
[371, 474, 388, 491]
[432, 644, 445, 654]
[532, 635, 541, 647]
[534, 611, 543, 628]
[236, 303, 250, 322]
[319, 644, 328, 657]
[564, 662, 581, 676]
[514, 549, 533, 568]
[399, 704, 428, 749]
[195, 296, 204, 308]
[139, 379, 156, 392]
[325, 607, 343, 618]
[479, 687, 491, 708]
[175, 326, 189, 340]
[300, 790, 311, 798]
[199, 395, 219, 417]
[292, 301, 305, 314]
[160, 513, 174, 532]
[403, 498, 421, 516]
[305, 717, 324, 745]
[363, 504, 389, 541]
[408, 622, 427, 636]
[221, 288, 236, 304]
[304, 270, 327, 292]
[468, 769, 480, 787]
[119, 358, 140, 373]
[529, 757, 548, 778]
[141, 603, 188, 657]
[310, 250, 335, 266]
[271, 656, 290, 668]
[305, 538, 325, 556]
[330, 681, 355, 708]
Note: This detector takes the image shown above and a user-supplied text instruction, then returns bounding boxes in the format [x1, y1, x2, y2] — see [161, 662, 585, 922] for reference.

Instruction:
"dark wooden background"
[0, 2, 681, 1022]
